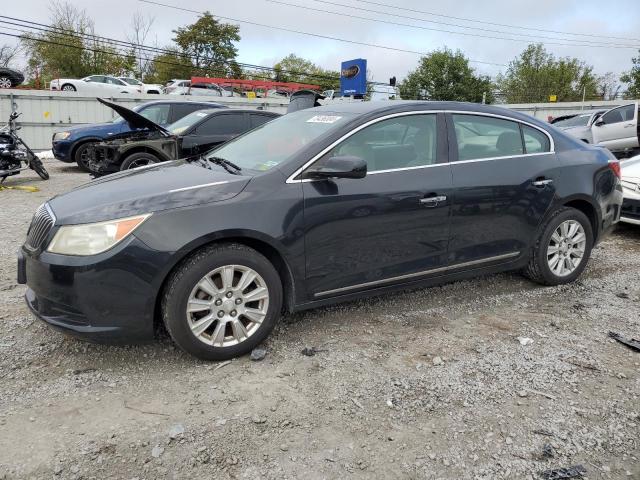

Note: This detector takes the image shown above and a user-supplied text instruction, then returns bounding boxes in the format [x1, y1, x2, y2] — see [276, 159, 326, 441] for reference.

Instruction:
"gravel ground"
[1, 160, 639, 480]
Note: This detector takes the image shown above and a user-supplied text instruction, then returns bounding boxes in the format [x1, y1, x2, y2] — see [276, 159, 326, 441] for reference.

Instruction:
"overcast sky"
[3, 0, 640, 83]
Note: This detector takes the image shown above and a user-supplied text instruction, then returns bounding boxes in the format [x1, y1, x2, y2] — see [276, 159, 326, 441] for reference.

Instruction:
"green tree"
[620, 49, 640, 99]
[496, 44, 598, 103]
[22, 1, 131, 81]
[273, 54, 340, 90]
[399, 48, 494, 103]
[172, 12, 240, 77]
[145, 48, 194, 84]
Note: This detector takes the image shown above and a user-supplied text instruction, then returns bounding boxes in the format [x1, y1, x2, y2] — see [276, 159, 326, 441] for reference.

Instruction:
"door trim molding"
[313, 251, 521, 298]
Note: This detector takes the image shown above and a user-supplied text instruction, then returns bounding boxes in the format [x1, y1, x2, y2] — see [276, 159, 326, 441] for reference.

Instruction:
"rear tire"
[523, 207, 593, 286]
[61, 84, 76, 92]
[162, 243, 283, 361]
[120, 152, 159, 170]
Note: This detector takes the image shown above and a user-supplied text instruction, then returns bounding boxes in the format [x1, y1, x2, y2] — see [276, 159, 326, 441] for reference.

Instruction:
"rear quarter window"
[522, 125, 551, 154]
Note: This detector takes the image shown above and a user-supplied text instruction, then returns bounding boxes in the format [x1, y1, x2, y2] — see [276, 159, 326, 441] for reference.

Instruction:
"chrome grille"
[25, 203, 55, 250]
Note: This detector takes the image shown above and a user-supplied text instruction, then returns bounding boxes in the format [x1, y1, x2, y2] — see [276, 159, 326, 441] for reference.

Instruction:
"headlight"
[47, 214, 150, 256]
[53, 131, 71, 141]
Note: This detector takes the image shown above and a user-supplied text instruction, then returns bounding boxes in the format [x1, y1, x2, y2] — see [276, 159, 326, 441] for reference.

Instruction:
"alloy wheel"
[186, 265, 269, 347]
[0, 77, 12, 89]
[127, 159, 151, 169]
[62, 85, 75, 91]
[546, 220, 586, 277]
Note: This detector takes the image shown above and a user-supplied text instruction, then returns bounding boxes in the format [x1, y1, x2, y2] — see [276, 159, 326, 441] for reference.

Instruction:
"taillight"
[608, 161, 621, 179]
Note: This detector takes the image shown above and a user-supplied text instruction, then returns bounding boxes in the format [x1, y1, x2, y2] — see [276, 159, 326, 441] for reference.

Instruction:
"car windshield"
[553, 114, 591, 128]
[204, 110, 355, 172]
[168, 110, 214, 134]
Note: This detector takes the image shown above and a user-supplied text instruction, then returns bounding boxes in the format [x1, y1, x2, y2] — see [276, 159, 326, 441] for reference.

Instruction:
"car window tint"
[602, 104, 634, 124]
[139, 104, 171, 125]
[326, 114, 437, 172]
[172, 103, 208, 122]
[249, 114, 275, 128]
[87, 75, 104, 83]
[452, 114, 523, 160]
[105, 77, 123, 85]
[522, 125, 550, 154]
[196, 114, 245, 135]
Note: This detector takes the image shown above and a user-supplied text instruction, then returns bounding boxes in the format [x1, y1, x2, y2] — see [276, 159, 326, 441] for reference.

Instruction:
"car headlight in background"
[53, 131, 71, 141]
[47, 214, 150, 256]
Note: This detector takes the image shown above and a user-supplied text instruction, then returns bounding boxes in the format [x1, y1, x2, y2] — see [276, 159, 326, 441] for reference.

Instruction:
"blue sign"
[340, 58, 367, 96]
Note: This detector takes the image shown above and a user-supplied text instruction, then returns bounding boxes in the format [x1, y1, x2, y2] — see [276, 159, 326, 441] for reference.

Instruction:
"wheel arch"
[70, 138, 104, 160]
[120, 145, 171, 163]
[560, 195, 600, 241]
[153, 231, 297, 333]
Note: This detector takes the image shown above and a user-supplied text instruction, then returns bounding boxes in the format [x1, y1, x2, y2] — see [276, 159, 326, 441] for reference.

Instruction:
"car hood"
[60, 121, 125, 138]
[48, 160, 251, 224]
[97, 98, 170, 135]
[560, 125, 591, 135]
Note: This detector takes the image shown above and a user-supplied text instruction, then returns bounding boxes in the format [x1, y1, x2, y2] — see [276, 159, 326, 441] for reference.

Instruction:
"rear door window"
[195, 113, 246, 135]
[522, 125, 551, 154]
[452, 114, 523, 160]
[249, 114, 276, 128]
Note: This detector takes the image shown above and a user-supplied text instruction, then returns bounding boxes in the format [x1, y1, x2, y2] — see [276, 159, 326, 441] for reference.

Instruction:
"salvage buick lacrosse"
[18, 101, 623, 360]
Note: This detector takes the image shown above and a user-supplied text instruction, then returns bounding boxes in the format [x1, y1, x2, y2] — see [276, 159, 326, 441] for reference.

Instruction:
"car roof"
[310, 100, 551, 128]
[138, 100, 227, 108]
[194, 109, 281, 116]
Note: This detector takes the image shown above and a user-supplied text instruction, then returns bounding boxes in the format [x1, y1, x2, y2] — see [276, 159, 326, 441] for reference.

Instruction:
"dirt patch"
[1, 161, 639, 479]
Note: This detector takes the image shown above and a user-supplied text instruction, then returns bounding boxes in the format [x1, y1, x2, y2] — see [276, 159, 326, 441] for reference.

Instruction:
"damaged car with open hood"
[87, 98, 281, 176]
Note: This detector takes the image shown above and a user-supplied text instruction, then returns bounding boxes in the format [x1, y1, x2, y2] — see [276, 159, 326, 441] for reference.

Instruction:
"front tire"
[162, 243, 283, 361]
[120, 152, 159, 170]
[0, 77, 12, 89]
[29, 157, 49, 180]
[74, 142, 95, 171]
[524, 207, 593, 286]
[61, 84, 76, 92]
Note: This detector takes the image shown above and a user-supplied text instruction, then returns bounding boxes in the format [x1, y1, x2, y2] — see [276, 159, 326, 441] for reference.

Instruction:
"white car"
[118, 77, 163, 94]
[164, 79, 191, 94]
[592, 102, 639, 153]
[620, 154, 640, 225]
[50, 75, 140, 94]
[550, 109, 606, 144]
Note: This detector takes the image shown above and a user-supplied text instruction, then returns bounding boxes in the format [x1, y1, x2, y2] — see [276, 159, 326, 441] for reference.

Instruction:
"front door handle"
[420, 195, 447, 207]
[532, 179, 553, 187]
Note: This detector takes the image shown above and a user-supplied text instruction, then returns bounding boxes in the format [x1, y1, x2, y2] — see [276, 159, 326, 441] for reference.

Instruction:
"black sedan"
[0, 67, 24, 89]
[18, 101, 623, 360]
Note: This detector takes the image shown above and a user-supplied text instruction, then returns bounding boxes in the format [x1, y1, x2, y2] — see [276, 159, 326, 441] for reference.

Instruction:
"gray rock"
[168, 424, 184, 439]
[250, 348, 267, 361]
[151, 445, 164, 458]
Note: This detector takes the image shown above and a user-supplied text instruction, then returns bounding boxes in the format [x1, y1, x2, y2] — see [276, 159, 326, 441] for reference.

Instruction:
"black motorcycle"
[0, 111, 49, 182]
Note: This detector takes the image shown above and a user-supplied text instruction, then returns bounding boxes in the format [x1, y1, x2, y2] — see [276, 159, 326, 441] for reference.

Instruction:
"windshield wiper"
[208, 156, 242, 175]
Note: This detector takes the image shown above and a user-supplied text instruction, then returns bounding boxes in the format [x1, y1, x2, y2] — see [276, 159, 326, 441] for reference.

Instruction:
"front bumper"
[51, 140, 73, 162]
[18, 235, 173, 343]
[621, 197, 640, 225]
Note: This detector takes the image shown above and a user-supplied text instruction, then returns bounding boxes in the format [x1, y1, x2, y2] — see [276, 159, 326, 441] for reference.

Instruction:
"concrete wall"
[0, 90, 289, 149]
[0, 89, 637, 149]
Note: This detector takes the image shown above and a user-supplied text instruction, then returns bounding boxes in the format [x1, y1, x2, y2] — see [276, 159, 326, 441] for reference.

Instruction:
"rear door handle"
[420, 195, 447, 207]
[532, 179, 553, 187]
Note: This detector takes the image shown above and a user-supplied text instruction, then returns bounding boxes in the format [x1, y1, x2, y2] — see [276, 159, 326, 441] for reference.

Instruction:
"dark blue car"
[51, 100, 226, 170]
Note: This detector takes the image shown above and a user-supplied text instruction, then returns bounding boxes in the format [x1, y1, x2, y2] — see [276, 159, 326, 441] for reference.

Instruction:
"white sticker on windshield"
[195, 112, 208, 117]
[306, 115, 342, 124]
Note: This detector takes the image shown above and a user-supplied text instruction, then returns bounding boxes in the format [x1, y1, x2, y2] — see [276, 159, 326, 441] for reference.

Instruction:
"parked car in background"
[170, 82, 232, 97]
[0, 67, 25, 89]
[620, 154, 640, 225]
[550, 109, 605, 144]
[164, 79, 190, 94]
[118, 77, 163, 94]
[592, 102, 640, 154]
[50, 75, 140, 94]
[51, 100, 226, 170]
[87, 99, 280, 175]
[19, 101, 622, 360]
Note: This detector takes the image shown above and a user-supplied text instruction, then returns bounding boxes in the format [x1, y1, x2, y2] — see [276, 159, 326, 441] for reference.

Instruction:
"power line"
[281, 0, 640, 48]
[350, 0, 640, 43]
[138, 0, 508, 67]
[0, 16, 342, 84]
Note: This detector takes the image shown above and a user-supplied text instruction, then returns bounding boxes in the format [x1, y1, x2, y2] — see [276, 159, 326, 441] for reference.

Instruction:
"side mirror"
[304, 155, 367, 180]
[595, 119, 605, 126]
